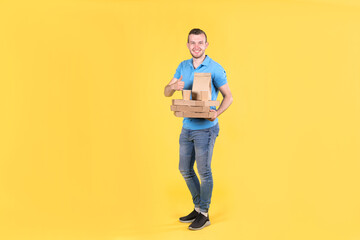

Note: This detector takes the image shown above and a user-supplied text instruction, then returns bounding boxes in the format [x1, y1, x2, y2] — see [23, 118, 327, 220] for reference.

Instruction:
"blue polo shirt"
[173, 55, 227, 130]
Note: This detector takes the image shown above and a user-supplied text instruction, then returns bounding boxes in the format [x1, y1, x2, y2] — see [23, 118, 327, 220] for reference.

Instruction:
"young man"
[164, 28, 233, 230]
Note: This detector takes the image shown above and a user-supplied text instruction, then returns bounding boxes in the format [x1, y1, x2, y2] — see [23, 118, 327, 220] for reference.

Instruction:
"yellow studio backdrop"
[0, 0, 359, 239]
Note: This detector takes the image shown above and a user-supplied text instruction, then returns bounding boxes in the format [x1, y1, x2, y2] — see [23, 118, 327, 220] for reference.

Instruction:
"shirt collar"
[188, 55, 210, 67]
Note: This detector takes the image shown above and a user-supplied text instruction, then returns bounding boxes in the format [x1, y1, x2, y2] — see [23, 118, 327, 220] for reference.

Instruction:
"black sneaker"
[188, 213, 210, 230]
[179, 209, 199, 223]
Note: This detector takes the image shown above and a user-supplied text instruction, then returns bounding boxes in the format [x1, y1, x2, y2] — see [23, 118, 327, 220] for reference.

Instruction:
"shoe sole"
[179, 219, 196, 223]
[188, 221, 211, 230]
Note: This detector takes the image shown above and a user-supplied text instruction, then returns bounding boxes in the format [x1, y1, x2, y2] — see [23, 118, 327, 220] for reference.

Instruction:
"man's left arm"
[208, 83, 233, 121]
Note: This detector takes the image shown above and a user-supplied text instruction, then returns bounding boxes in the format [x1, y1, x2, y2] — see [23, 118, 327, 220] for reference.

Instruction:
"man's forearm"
[164, 84, 175, 97]
[216, 95, 233, 117]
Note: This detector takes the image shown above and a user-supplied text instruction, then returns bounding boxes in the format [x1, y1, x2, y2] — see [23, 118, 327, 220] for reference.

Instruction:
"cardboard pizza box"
[174, 111, 216, 118]
[171, 105, 210, 112]
[172, 99, 220, 107]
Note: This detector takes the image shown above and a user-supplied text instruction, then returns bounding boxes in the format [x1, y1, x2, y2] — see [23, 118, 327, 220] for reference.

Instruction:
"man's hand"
[204, 83, 233, 119]
[171, 76, 184, 91]
[164, 76, 185, 97]
[206, 109, 218, 121]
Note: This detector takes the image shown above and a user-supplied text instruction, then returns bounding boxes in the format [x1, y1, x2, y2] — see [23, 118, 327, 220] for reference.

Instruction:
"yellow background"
[1, 0, 360, 239]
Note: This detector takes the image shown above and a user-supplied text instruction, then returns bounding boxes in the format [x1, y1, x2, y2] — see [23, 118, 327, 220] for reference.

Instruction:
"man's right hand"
[171, 76, 184, 91]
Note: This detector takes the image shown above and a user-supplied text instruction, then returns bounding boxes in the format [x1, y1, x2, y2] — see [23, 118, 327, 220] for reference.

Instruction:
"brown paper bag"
[192, 73, 211, 100]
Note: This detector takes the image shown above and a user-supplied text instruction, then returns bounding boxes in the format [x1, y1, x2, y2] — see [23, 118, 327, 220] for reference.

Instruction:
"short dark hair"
[187, 28, 207, 43]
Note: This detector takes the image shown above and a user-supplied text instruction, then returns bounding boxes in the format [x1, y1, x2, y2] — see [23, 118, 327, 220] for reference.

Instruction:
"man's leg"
[179, 127, 201, 209]
[187, 123, 219, 230]
[193, 123, 219, 213]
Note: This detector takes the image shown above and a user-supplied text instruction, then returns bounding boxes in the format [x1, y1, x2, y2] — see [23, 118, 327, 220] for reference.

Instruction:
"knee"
[179, 166, 195, 179]
[198, 168, 212, 181]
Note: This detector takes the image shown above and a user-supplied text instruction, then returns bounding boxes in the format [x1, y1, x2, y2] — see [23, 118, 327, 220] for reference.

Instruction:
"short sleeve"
[173, 62, 182, 79]
[213, 65, 227, 89]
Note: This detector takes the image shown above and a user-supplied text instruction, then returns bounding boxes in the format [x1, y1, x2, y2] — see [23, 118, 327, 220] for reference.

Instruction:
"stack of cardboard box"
[171, 73, 220, 118]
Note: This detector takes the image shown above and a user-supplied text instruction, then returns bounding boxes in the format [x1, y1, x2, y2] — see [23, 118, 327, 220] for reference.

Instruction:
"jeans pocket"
[212, 124, 219, 137]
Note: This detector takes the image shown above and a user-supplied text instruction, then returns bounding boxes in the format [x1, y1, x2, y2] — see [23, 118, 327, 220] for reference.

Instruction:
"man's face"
[187, 34, 209, 59]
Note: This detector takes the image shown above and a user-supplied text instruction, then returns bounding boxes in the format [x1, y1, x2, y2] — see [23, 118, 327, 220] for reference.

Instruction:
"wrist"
[215, 109, 221, 117]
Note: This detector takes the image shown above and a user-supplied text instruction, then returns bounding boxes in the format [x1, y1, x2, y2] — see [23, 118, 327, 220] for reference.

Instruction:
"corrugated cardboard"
[171, 105, 210, 112]
[174, 111, 216, 118]
[172, 99, 220, 107]
[170, 72, 218, 119]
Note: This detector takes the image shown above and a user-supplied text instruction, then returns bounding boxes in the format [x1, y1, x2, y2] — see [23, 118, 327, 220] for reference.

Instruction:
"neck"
[192, 55, 206, 68]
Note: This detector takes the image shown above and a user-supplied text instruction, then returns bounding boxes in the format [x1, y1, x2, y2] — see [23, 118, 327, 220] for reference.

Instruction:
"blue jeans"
[179, 123, 220, 213]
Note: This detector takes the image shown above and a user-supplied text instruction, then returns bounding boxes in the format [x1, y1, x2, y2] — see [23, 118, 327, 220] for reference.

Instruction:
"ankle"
[200, 211, 208, 217]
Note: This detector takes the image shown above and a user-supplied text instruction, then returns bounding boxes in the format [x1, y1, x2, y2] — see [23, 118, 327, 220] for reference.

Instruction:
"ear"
[187, 42, 190, 49]
[205, 42, 209, 48]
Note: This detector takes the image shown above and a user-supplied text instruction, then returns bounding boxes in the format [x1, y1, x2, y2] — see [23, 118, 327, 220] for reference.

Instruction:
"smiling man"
[164, 28, 233, 230]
